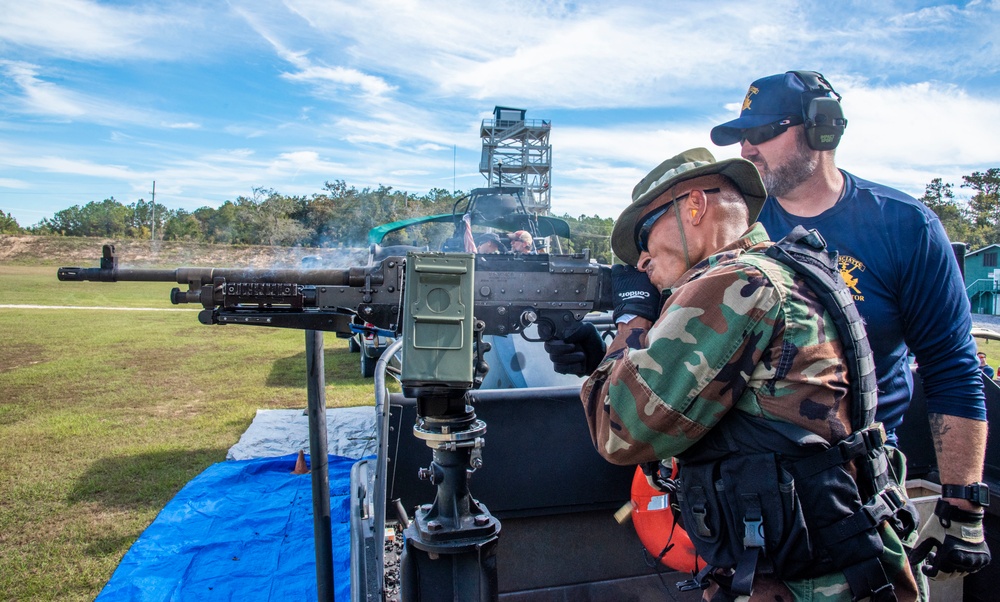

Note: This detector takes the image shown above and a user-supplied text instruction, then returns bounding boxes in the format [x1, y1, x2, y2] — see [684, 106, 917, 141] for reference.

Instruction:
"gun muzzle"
[57, 267, 115, 282]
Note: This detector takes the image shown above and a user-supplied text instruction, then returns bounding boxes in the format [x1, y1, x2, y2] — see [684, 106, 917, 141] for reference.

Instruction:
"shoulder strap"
[764, 226, 877, 431]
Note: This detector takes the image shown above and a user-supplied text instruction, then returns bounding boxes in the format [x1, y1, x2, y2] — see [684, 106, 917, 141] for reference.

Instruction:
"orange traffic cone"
[291, 450, 310, 475]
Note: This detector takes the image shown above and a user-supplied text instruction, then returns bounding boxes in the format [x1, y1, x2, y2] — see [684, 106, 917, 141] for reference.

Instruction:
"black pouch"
[674, 462, 729, 562]
[677, 451, 865, 580]
[678, 453, 818, 577]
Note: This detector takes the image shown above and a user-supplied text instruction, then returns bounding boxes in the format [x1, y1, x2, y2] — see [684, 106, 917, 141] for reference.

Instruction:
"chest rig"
[671, 226, 915, 601]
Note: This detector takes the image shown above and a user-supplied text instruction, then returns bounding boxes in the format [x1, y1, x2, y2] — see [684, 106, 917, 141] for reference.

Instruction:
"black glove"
[543, 322, 606, 376]
[612, 264, 661, 322]
[909, 499, 991, 579]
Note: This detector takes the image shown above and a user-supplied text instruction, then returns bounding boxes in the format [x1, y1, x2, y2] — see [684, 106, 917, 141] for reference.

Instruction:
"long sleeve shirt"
[582, 224, 852, 465]
[757, 171, 986, 439]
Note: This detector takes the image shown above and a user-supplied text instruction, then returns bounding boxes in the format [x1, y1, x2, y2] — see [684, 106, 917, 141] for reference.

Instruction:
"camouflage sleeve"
[580, 262, 782, 465]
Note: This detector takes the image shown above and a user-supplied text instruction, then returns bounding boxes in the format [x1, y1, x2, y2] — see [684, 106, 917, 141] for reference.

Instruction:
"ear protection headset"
[788, 71, 848, 151]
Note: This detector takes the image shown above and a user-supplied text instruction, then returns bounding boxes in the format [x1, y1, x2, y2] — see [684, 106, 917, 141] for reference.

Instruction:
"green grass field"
[0, 265, 379, 600]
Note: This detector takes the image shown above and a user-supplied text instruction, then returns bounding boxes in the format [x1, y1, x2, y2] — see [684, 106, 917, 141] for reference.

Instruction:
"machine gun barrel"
[57, 265, 372, 287]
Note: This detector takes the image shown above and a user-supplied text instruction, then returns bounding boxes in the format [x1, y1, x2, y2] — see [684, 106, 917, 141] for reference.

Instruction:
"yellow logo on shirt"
[839, 256, 865, 302]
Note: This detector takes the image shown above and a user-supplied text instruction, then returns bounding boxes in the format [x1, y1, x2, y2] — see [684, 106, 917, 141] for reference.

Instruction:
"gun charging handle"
[170, 282, 217, 308]
[522, 310, 582, 343]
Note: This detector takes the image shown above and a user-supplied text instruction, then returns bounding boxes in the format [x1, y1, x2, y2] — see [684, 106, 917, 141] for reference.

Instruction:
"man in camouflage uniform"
[567, 148, 919, 601]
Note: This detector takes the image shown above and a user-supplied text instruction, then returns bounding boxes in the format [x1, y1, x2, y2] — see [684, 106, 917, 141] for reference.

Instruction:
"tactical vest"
[672, 226, 915, 602]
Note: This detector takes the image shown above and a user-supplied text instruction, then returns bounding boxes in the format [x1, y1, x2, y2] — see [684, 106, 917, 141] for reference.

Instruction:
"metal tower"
[479, 106, 551, 214]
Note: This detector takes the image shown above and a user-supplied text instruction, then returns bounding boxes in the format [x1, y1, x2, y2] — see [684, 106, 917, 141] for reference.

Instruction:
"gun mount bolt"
[388, 261, 396, 268]
[319, 287, 326, 292]
[497, 307, 506, 315]
[388, 286, 395, 292]
[363, 307, 373, 315]
[474, 515, 489, 527]
[418, 468, 431, 480]
[427, 520, 443, 532]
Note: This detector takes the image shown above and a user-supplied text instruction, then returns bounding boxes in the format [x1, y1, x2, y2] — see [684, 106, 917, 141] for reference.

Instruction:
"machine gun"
[58, 244, 609, 342]
[59, 244, 614, 602]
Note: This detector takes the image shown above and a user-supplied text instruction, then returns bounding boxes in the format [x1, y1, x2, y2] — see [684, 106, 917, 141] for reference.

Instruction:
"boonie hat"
[711, 72, 818, 146]
[610, 148, 766, 266]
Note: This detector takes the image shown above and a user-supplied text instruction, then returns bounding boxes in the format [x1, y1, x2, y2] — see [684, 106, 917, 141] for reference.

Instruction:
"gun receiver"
[58, 244, 614, 340]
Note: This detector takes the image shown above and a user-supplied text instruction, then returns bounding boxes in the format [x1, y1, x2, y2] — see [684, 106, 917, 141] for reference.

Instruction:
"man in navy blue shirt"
[977, 352, 995, 379]
[711, 71, 990, 581]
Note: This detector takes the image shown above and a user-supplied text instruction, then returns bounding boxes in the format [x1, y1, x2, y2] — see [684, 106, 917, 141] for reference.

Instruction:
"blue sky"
[1, 0, 998, 228]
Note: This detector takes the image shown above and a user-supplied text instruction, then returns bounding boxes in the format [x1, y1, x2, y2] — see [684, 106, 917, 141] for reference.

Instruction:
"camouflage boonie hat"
[611, 147, 766, 266]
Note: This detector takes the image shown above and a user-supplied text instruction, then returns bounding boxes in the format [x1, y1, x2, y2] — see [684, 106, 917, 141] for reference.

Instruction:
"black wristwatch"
[941, 482, 991, 508]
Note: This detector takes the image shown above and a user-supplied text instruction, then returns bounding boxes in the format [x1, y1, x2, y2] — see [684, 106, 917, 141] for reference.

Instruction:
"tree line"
[920, 168, 1000, 251]
[4, 181, 615, 263]
[4, 168, 998, 260]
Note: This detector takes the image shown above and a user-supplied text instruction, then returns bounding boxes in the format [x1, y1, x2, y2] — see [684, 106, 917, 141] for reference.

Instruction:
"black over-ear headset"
[788, 71, 848, 151]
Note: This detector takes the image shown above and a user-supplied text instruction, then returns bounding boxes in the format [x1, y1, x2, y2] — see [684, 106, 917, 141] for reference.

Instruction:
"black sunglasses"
[636, 188, 721, 253]
[740, 117, 803, 146]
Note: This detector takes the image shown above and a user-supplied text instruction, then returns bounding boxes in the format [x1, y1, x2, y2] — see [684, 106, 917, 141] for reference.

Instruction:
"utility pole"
[151, 181, 156, 241]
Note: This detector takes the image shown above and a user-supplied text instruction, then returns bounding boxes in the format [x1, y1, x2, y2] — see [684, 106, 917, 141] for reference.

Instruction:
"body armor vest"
[673, 226, 914, 602]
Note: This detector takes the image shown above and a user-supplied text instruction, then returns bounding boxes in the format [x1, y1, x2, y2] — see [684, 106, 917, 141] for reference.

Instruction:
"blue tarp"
[96, 454, 356, 602]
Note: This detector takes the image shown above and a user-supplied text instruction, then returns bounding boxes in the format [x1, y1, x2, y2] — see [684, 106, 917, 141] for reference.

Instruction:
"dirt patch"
[0, 341, 47, 373]
[0, 235, 368, 268]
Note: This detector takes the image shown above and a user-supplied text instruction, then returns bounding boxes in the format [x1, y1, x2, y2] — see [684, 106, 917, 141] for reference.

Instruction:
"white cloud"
[836, 79, 1000, 195]
[0, 0, 202, 61]
[233, 4, 395, 102]
[2, 0, 1000, 229]
[0, 178, 31, 189]
[0, 0, 149, 58]
[2, 153, 137, 180]
[282, 65, 396, 99]
[0, 60, 207, 129]
[1, 60, 86, 117]
[286, 0, 1000, 111]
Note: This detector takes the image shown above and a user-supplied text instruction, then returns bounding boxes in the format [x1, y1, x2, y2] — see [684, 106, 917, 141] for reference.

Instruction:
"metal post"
[150, 181, 155, 241]
[306, 329, 335, 602]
